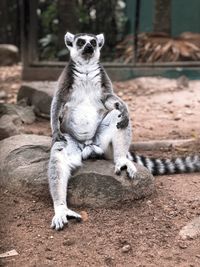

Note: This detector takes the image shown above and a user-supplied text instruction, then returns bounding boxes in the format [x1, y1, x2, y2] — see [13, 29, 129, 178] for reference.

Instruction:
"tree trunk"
[153, 0, 171, 35]
[57, 0, 78, 50]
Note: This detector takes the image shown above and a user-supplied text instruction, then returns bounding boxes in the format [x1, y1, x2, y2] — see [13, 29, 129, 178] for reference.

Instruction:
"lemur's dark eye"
[77, 38, 86, 47]
[90, 39, 97, 47]
[66, 41, 72, 47]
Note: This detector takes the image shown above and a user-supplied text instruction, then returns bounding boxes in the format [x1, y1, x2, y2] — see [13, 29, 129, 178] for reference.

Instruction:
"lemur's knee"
[49, 140, 82, 172]
[51, 141, 67, 154]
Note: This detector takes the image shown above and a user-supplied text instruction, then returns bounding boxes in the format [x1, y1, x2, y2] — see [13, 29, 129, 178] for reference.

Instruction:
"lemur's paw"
[115, 158, 137, 179]
[114, 158, 128, 175]
[126, 161, 137, 179]
[51, 205, 82, 230]
[116, 115, 129, 129]
[82, 146, 93, 160]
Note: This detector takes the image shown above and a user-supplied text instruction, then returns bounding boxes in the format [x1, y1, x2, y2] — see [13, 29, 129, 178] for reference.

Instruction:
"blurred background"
[1, 0, 200, 64]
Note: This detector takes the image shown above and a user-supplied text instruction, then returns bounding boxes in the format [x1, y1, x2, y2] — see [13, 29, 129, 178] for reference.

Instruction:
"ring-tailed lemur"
[48, 32, 200, 230]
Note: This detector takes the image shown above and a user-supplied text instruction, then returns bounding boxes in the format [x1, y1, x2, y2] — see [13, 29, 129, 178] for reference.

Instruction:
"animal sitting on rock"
[48, 32, 200, 230]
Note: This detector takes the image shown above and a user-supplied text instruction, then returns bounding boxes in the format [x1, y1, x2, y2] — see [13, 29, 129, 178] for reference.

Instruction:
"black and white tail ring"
[130, 152, 200, 175]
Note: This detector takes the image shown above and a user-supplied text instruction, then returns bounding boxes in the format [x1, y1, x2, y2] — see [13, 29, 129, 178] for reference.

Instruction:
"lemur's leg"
[96, 110, 137, 178]
[48, 135, 82, 230]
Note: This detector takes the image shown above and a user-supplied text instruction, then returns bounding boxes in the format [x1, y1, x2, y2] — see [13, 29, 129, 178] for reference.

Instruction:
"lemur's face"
[64, 32, 104, 63]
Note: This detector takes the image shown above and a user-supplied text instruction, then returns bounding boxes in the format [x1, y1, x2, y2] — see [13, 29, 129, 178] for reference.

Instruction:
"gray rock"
[17, 82, 56, 118]
[0, 44, 19, 66]
[0, 103, 36, 124]
[0, 103, 36, 140]
[0, 135, 51, 195]
[0, 90, 6, 100]
[69, 160, 154, 207]
[179, 217, 200, 240]
[0, 135, 155, 207]
[0, 115, 22, 140]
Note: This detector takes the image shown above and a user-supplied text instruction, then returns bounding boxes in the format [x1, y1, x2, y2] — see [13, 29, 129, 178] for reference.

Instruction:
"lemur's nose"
[83, 43, 94, 54]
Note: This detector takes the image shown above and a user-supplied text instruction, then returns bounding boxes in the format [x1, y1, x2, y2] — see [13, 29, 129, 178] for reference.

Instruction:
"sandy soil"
[0, 65, 200, 267]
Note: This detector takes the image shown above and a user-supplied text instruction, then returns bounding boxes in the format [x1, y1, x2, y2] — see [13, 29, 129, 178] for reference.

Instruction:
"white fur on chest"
[74, 62, 101, 85]
[62, 67, 105, 141]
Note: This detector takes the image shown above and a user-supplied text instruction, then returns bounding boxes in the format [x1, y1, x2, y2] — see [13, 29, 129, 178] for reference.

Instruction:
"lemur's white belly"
[67, 100, 101, 141]
[60, 79, 105, 142]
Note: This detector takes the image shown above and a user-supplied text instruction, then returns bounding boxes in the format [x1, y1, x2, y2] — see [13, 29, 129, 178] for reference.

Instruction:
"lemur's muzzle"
[82, 44, 94, 55]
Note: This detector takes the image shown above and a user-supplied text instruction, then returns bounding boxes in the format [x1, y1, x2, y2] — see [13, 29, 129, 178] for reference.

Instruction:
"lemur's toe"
[126, 164, 137, 179]
[115, 168, 121, 175]
[66, 208, 82, 222]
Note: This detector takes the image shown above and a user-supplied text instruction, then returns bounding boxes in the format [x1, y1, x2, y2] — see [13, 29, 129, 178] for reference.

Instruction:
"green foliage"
[40, 2, 58, 33]
[38, 0, 60, 60]
[38, 0, 127, 61]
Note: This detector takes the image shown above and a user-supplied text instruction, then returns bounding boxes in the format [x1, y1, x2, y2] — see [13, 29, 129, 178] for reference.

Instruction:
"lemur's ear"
[96, 33, 104, 48]
[64, 32, 75, 48]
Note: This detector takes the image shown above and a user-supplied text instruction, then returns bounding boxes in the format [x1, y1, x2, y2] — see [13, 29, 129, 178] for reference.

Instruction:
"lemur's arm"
[102, 93, 129, 129]
[100, 65, 129, 129]
[51, 64, 72, 143]
[50, 92, 65, 143]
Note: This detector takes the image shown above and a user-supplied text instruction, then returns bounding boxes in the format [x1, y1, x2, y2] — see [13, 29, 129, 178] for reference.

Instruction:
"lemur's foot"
[115, 157, 137, 179]
[82, 145, 104, 160]
[51, 205, 82, 230]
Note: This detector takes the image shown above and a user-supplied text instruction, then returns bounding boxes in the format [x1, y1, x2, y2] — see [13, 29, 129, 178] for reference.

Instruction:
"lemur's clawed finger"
[117, 115, 129, 129]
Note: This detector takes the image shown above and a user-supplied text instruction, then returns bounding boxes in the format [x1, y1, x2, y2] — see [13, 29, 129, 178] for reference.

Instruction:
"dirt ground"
[0, 65, 200, 267]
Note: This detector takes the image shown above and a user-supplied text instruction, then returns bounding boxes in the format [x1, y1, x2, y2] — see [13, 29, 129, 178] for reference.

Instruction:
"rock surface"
[0, 103, 36, 140]
[0, 135, 155, 207]
[179, 217, 200, 240]
[17, 82, 56, 117]
[0, 114, 22, 140]
[0, 103, 35, 124]
[0, 44, 19, 66]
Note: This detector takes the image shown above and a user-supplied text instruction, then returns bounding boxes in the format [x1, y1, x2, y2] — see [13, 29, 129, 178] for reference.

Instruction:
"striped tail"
[130, 152, 200, 175]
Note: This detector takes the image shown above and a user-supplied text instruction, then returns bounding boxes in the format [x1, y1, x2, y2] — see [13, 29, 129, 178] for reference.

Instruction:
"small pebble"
[184, 104, 191, 108]
[178, 242, 188, 249]
[185, 110, 193, 115]
[174, 115, 181, 121]
[46, 256, 53, 260]
[80, 211, 88, 222]
[122, 244, 131, 253]
[0, 90, 6, 99]
[63, 238, 75, 246]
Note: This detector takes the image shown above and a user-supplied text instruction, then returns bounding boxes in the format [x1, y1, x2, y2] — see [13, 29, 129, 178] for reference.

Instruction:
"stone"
[0, 103, 36, 124]
[178, 242, 188, 249]
[0, 90, 6, 100]
[17, 82, 56, 118]
[0, 135, 155, 207]
[121, 244, 131, 253]
[179, 216, 200, 240]
[0, 44, 19, 66]
[0, 115, 22, 140]
[0, 103, 36, 140]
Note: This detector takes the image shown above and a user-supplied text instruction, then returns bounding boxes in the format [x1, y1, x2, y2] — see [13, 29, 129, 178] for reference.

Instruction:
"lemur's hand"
[115, 102, 129, 129]
[52, 131, 67, 145]
[101, 93, 129, 129]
